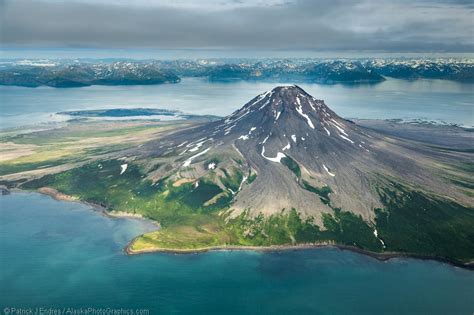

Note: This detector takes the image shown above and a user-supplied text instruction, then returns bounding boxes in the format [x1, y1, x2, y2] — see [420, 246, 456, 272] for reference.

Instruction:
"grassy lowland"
[0, 121, 176, 177]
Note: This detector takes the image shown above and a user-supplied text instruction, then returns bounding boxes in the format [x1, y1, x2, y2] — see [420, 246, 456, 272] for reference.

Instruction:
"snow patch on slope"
[183, 148, 211, 167]
[261, 146, 286, 163]
[120, 164, 128, 175]
[323, 164, 335, 177]
[339, 134, 354, 144]
[295, 96, 315, 129]
[374, 229, 386, 248]
[275, 111, 281, 120]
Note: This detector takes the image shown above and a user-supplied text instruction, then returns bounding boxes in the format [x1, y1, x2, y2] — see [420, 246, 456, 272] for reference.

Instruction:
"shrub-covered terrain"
[375, 184, 474, 262]
[21, 159, 474, 263]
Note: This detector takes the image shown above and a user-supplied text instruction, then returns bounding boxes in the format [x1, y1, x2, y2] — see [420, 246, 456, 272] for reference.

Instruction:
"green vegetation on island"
[19, 157, 474, 263]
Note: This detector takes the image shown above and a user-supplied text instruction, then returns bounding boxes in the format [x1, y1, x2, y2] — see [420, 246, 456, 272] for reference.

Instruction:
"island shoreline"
[22, 187, 161, 228]
[124, 235, 474, 270]
[9, 188, 474, 271]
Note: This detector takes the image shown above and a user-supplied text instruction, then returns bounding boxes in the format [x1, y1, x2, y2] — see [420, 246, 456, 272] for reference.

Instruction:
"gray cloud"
[1, 0, 473, 52]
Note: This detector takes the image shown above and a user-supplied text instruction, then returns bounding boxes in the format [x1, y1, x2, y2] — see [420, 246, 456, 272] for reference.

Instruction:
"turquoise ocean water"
[1, 193, 473, 314]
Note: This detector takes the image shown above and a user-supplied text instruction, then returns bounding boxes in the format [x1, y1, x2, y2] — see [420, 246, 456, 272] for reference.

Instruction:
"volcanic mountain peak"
[228, 85, 334, 127]
[213, 85, 370, 158]
[136, 86, 470, 223]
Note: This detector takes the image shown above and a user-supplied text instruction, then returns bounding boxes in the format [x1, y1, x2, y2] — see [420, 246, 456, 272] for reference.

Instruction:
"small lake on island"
[0, 192, 473, 314]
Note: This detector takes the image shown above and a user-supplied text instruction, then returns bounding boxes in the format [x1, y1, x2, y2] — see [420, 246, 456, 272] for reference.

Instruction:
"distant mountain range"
[0, 62, 180, 88]
[1, 58, 472, 87]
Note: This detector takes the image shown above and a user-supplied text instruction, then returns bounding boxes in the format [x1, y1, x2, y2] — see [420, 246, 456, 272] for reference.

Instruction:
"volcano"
[20, 85, 473, 261]
[136, 85, 471, 224]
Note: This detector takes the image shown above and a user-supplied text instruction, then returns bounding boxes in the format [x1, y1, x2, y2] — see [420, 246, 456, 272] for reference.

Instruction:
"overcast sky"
[1, 0, 473, 53]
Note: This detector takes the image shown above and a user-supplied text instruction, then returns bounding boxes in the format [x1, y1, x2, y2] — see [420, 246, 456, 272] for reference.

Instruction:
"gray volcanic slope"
[136, 86, 472, 223]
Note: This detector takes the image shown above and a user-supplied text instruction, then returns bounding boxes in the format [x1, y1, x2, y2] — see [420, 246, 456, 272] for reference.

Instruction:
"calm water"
[0, 192, 473, 314]
[1, 78, 473, 129]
